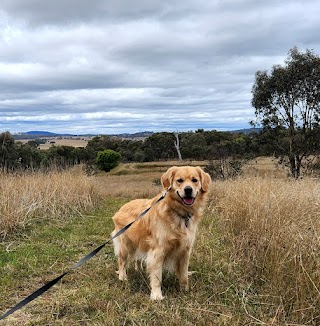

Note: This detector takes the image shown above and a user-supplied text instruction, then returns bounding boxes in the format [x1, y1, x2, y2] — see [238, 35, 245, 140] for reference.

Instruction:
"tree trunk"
[289, 155, 297, 178]
[289, 154, 302, 179]
[288, 117, 299, 178]
[174, 133, 182, 161]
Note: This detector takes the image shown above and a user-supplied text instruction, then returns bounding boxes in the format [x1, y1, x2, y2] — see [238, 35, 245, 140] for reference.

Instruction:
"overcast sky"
[1, 0, 320, 135]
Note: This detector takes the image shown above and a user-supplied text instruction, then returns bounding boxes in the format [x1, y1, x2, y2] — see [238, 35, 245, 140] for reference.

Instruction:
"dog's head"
[161, 166, 211, 206]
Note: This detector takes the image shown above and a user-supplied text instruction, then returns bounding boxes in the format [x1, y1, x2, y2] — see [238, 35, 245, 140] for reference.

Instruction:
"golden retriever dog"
[111, 166, 211, 300]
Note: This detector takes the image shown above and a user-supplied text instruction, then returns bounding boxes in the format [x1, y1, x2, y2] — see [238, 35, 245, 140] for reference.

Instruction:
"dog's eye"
[192, 178, 198, 183]
[177, 178, 184, 183]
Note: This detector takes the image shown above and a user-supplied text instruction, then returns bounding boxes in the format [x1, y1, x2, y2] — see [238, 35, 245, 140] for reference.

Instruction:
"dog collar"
[172, 207, 192, 228]
[182, 213, 192, 228]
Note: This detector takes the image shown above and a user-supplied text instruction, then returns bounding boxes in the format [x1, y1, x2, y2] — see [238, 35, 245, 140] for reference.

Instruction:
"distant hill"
[26, 131, 76, 137]
[13, 131, 75, 140]
[13, 130, 154, 140]
[113, 131, 154, 139]
[230, 127, 262, 134]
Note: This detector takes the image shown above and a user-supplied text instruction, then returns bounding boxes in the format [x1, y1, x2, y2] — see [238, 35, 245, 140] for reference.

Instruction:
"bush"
[95, 149, 121, 172]
[205, 159, 244, 180]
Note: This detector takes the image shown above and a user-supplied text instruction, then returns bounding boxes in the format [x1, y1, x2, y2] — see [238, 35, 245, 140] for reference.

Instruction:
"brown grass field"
[18, 137, 92, 149]
[0, 159, 319, 324]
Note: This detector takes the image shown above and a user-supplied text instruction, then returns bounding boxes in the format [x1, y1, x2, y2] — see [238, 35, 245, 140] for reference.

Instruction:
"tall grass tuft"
[211, 177, 320, 324]
[0, 169, 99, 238]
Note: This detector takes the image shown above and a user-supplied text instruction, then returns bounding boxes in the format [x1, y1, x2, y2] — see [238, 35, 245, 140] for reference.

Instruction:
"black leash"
[0, 189, 169, 321]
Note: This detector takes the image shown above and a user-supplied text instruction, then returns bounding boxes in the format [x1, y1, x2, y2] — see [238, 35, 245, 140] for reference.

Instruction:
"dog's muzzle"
[177, 186, 196, 206]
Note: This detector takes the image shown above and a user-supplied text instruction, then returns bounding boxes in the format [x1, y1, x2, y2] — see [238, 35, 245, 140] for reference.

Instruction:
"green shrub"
[95, 149, 121, 172]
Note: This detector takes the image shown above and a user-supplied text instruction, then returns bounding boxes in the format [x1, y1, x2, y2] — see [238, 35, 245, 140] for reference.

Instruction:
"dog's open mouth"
[180, 195, 195, 206]
[177, 190, 197, 206]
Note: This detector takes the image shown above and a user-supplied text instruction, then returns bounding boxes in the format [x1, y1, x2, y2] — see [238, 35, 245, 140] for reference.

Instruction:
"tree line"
[0, 129, 255, 171]
[1, 127, 320, 174]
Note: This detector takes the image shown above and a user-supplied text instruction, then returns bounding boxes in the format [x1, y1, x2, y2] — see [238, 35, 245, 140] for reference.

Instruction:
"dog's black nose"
[184, 186, 193, 196]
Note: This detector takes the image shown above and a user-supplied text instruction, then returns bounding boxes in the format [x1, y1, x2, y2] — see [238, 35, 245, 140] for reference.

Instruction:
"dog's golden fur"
[111, 166, 211, 300]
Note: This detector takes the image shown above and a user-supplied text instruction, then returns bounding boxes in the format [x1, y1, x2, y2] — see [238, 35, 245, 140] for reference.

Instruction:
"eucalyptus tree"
[251, 47, 320, 177]
[0, 132, 16, 171]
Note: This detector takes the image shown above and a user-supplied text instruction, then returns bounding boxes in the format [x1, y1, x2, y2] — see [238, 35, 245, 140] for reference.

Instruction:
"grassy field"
[18, 137, 92, 149]
[0, 160, 319, 325]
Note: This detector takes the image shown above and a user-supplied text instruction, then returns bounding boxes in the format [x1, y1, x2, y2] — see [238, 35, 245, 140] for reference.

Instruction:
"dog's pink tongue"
[183, 197, 194, 205]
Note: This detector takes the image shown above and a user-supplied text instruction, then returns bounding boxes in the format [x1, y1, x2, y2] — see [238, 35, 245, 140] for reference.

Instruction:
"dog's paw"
[188, 270, 197, 275]
[182, 285, 189, 292]
[179, 281, 189, 292]
[119, 274, 128, 281]
[150, 291, 164, 301]
[116, 270, 128, 281]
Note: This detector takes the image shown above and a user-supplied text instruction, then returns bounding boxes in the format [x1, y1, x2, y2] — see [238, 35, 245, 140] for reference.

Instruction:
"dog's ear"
[196, 167, 212, 192]
[161, 166, 177, 189]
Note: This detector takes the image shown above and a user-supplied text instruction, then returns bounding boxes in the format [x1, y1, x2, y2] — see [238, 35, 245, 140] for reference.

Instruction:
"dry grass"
[243, 156, 288, 178]
[38, 137, 91, 149]
[94, 172, 162, 199]
[0, 168, 99, 238]
[1, 162, 320, 324]
[18, 136, 92, 149]
[210, 177, 320, 324]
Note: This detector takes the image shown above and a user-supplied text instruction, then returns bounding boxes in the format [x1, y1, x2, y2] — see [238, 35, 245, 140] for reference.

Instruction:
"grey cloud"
[0, 0, 320, 134]
[1, 0, 197, 26]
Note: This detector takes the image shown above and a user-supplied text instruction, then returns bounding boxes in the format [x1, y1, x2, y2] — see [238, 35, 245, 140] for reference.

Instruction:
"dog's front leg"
[147, 250, 165, 300]
[176, 249, 191, 292]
